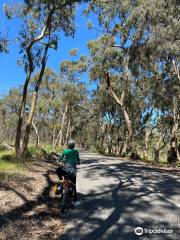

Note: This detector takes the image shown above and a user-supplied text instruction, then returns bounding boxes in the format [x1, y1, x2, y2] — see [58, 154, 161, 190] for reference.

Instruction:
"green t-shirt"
[59, 148, 80, 166]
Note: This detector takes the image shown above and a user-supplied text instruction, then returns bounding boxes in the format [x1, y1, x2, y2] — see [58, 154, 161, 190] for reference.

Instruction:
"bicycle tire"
[61, 190, 70, 214]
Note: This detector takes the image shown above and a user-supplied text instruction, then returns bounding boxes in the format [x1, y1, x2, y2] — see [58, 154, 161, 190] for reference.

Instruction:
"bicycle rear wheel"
[61, 190, 70, 214]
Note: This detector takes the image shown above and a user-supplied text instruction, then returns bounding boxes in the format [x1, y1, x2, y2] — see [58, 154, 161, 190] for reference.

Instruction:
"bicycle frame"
[60, 173, 76, 213]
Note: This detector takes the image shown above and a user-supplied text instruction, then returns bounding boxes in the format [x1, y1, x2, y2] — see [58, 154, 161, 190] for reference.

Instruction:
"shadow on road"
[0, 155, 179, 240]
[60, 155, 180, 240]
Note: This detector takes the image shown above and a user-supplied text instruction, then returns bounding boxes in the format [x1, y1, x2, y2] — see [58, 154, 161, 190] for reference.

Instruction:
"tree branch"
[39, 41, 56, 49]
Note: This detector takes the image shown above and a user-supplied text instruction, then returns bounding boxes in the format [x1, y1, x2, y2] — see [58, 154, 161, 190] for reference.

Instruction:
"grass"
[0, 150, 26, 182]
[0, 150, 14, 160]
[139, 153, 179, 167]
[0, 144, 63, 161]
[0, 144, 64, 182]
[0, 158, 20, 171]
[40, 144, 64, 153]
[28, 144, 64, 156]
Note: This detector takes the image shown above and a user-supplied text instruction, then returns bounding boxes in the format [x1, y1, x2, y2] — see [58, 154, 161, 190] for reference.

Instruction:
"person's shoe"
[73, 201, 80, 207]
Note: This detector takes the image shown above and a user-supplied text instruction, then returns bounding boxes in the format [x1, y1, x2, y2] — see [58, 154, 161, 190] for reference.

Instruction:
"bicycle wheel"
[61, 190, 70, 214]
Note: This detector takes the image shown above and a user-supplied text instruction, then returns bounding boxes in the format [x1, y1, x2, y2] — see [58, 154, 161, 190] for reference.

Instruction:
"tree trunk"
[153, 135, 161, 163]
[122, 107, 133, 145]
[143, 129, 151, 160]
[143, 149, 148, 161]
[15, 8, 55, 158]
[21, 44, 49, 157]
[153, 135, 168, 163]
[119, 143, 124, 156]
[177, 144, 180, 162]
[21, 92, 38, 156]
[166, 98, 179, 163]
[105, 73, 134, 151]
[154, 149, 160, 163]
[15, 72, 32, 158]
[100, 134, 105, 154]
[52, 128, 56, 146]
[107, 135, 113, 156]
[54, 103, 69, 147]
[65, 119, 71, 144]
[58, 111, 67, 146]
[32, 121, 40, 147]
[99, 120, 106, 154]
[167, 137, 178, 164]
[171, 60, 180, 161]
[69, 125, 75, 140]
[110, 90, 134, 150]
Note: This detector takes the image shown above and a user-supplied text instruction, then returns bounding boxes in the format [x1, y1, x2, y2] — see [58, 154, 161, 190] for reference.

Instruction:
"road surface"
[61, 151, 180, 240]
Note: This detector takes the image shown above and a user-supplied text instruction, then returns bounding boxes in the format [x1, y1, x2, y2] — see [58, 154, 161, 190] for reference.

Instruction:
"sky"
[0, 0, 100, 96]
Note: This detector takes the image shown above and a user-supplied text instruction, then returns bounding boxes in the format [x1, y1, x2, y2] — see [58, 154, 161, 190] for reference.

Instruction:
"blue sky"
[0, 0, 99, 96]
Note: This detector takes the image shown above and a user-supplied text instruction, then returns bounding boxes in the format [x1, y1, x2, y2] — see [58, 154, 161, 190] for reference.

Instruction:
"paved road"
[61, 151, 180, 240]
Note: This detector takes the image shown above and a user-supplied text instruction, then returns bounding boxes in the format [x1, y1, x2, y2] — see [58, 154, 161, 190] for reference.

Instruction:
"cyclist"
[56, 139, 80, 206]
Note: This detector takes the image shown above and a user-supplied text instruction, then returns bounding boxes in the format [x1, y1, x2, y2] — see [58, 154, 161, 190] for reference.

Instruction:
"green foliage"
[0, 150, 15, 159]
[0, 159, 19, 171]
[83, 0, 180, 162]
[27, 145, 40, 156]
[0, 35, 8, 53]
[4, 0, 84, 72]
[22, 145, 63, 159]
[0, 0, 179, 165]
[60, 56, 87, 82]
[40, 144, 64, 154]
[0, 150, 21, 172]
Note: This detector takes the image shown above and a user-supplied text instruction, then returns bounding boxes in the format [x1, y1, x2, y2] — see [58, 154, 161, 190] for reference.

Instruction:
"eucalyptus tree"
[0, 32, 8, 53]
[87, 32, 143, 155]
[0, 88, 22, 143]
[27, 68, 59, 146]
[54, 56, 87, 147]
[89, 84, 121, 155]
[27, 56, 87, 148]
[0, 17, 8, 53]
[4, 0, 89, 158]
[86, 0, 179, 160]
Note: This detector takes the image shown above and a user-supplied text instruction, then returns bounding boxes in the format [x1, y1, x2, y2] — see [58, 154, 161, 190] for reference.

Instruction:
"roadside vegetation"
[0, 0, 179, 168]
[0, 1, 179, 239]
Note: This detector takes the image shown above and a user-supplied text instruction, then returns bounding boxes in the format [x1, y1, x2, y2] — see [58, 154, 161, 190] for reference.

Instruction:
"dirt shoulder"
[122, 158, 180, 175]
[86, 151, 180, 175]
[0, 161, 64, 240]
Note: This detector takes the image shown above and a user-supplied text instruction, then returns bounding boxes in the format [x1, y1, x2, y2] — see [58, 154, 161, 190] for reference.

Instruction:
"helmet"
[68, 139, 75, 149]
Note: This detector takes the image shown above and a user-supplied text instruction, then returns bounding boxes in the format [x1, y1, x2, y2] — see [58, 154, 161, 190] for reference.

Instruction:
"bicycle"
[60, 172, 76, 213]
[54, 171, 76, 214]
[53, 156, 77, 214]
